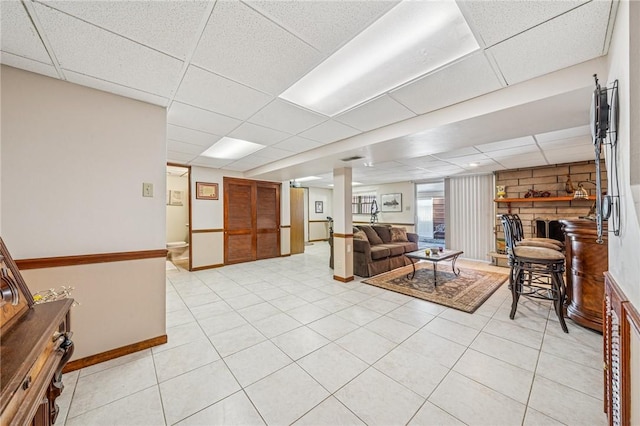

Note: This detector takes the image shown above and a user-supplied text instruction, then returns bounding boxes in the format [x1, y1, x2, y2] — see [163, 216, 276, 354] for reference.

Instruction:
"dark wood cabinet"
[1, 238, 74, 426]
[560, 219, 608, 332]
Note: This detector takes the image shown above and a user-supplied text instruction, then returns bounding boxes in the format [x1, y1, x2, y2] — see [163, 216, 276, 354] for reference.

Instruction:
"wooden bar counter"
[560, 219, 608, 332]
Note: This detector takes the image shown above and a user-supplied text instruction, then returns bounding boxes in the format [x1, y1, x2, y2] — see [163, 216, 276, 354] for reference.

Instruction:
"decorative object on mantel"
[362, 262, 507, 313]
[496, 185, 506, 199]
[524, 189, 551, 198]
[589, 74, 620, 243]
[565, 175, 575, 195]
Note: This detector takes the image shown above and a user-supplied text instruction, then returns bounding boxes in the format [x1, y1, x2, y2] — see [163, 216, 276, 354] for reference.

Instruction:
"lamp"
[573, 181, 596, 199]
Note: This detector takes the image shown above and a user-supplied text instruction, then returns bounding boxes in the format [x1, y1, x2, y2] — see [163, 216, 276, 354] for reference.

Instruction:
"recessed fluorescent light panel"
[279, 0, 478, 116]
[200, 137, 265, 159]
[294, 176, 322, 182]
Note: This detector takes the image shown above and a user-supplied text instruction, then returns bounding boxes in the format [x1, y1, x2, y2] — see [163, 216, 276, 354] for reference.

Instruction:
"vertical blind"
[445, 174, 495, 261]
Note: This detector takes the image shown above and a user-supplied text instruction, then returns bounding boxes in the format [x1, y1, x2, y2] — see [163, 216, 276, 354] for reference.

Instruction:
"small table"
[405, 249, 463, 286]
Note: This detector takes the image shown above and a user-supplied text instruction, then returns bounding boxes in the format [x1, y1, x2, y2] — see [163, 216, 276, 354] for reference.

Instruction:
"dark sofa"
[330, 224, 419, 277]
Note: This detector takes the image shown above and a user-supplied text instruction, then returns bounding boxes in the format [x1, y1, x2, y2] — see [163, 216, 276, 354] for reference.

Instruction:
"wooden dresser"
[560, 219, 608, 332]
[1, 238, 74, 426]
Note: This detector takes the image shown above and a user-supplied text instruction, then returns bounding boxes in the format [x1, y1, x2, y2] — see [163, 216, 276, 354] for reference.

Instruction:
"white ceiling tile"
[167, 125, 221, 147]
[0, 52, 58, 79]
[248, 99, 327, 134]
[223, 156, 271, 172]
[1, 0, 51, 63]
[246, 1, 398, 54]
[335, 95, 416, 132]
[271, 136, 322, 153]
[167, 150, 197, 163]
[192, 1, 324, 95]
[228, 122, 291, 146]
[535, 125, 591, 143]
[189, 156, 234, 168]
[537, 135, 592, 149]
[432, 147, 481, 159]
[175, 66, 273, 120]
[487, 1, 612, 85]
[33, 3, 184, 97]
[475, 136, 536, 153]
[298, 120, 360, 144]
[65, 70, 169, 107]
[543, 145, 596, 164]
[445, 153, 492, 165]
[484, 145, 541, 159]
[496, 151, 548, 168]
[39, 0, 210, 59]
[168, 140, 208, 156]
[168, 102, 241, 135]
[250, 147, 294, 161]
[459, 0, 587, 47]
[390, 52, 502, 115]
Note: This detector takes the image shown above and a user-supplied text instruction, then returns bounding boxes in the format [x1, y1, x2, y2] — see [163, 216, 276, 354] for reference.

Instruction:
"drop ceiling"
[0, 0, 618, 187]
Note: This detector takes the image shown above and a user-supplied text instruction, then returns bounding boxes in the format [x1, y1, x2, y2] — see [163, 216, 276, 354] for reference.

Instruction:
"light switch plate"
[143, 182, 153, 197]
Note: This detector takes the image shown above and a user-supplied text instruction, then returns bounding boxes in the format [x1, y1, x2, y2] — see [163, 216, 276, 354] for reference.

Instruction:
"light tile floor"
[58, 242, 606, 425]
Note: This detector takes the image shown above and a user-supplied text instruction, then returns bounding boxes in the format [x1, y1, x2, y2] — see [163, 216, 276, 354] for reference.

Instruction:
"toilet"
[166, 241, 189, 261]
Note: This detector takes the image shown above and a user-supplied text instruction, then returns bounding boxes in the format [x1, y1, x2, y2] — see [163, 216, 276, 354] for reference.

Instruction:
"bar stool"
[501, 214, 568, 333]
[508, 214, 564, 251]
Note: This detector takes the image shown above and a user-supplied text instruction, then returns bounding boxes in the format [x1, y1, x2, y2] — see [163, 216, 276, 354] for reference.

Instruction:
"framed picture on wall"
[381, 193, 402, 212]
[196, 182, 218, 200]
[315, 201, 323, 213]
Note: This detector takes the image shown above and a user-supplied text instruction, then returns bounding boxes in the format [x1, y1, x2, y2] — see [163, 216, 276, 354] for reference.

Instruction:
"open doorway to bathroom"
[416, 181, 445, 246]
[166, 164, 191, 271]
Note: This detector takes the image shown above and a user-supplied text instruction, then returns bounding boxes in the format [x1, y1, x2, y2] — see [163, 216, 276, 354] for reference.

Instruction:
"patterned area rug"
[362, 263, 508, 313]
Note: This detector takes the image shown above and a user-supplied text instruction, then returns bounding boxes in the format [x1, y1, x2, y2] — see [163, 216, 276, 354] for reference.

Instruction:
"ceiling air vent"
[340, 155, 364, 162]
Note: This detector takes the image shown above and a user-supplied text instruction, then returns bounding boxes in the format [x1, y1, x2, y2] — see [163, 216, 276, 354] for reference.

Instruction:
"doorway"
[416, 181, 445, 245]
[166, 164, 191, 271]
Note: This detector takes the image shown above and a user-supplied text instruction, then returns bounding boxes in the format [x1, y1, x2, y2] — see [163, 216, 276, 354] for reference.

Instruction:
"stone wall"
[495, 160, 607, 247]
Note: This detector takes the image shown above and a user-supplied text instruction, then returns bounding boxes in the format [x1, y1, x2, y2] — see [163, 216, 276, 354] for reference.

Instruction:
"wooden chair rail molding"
[604, 272, 640, 426]
[15, 249, 168, 270]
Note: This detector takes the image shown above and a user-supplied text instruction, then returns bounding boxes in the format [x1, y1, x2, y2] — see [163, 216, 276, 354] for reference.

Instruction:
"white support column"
[332, 167, 353, 281]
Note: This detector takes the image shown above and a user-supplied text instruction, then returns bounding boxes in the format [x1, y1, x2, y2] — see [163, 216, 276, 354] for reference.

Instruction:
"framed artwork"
[381, 193, 402, 212]
[196, 182, 218, 200]
[168, 190, 183, 206]
[315, 201, 323, 213]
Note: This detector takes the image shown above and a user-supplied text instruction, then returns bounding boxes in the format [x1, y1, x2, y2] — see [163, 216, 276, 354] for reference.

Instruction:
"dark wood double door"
[224, 177, 280, 264]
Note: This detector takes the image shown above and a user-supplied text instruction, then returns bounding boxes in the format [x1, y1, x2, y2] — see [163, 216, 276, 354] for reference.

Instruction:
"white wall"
[308, 187, 332, 240]
[607, 0, 640, 307]
[166, 175, 189, 243]
[353, 181, 415, 225]
[1, 66, 167, 360]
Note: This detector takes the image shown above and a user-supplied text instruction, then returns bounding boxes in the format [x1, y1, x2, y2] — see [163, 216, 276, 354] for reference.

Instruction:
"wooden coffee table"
[404, 249, 463, 286]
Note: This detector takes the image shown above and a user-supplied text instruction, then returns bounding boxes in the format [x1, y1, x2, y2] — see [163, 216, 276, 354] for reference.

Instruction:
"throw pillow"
[353, 230, 368, 241]
[372, 225, 392, 243]
[359, 225, 383, 245]
[390, 227, 408, 242]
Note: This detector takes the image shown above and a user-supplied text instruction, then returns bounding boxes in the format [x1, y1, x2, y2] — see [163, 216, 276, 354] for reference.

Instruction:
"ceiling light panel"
[335, 95, 416, 132]
[168, 102, 241, 136]
[200, 137, 265, 160]
[280, 0, 479, 116]
[486, 1, 611, 85]
[191, 1, 324, 95]
[39, 0, 209, 60]
[390, 52, 502, 115]
[175, 66, 273, 120]
[247, 0, 398, 55]
[33, 3, 183, 97]
[1, 1, 52, 63]
[247, 99, 327, 135]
